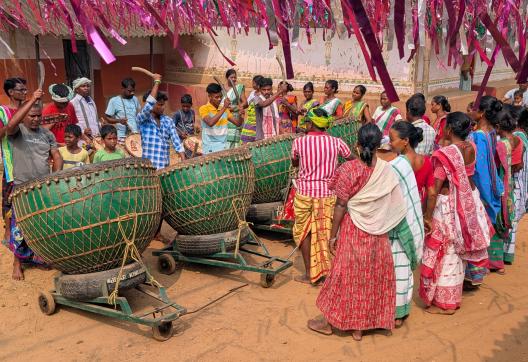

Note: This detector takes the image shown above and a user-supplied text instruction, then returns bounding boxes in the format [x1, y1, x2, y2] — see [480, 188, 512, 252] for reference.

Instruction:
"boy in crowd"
[199, 83, 242, 154]
[93, 125, 126, 163]
[59, 124, 90, 169]
[513, 90, 525, 107]
[173, 94, 197, 140]
[104, 78, 140, 143]
[42, 83, 78, 146]
[250, 78, 288, 140]
[405, 95, 436, 155]
[5, 89, 63, 280]
[137, 73, 185, 169]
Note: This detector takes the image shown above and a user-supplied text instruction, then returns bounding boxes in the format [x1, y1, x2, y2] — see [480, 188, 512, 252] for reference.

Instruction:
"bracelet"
[153, 80, 162, 85]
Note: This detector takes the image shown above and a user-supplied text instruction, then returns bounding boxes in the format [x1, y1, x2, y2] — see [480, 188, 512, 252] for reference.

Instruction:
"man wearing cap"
[291, 108, 352, 286]
[42, 83, 78, 146]
[71, 77, 99, 139]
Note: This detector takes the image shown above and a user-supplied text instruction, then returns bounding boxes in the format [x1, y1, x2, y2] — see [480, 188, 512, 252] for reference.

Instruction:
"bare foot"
[395, 318, 404, 328]
[496, 268, 506, 275]
[425, 306, 456, 315]
[12, 257, 24, 281]
[352, 330, 363, 341]
[294, 274, 311, 285]
[307, 316, 333, 335]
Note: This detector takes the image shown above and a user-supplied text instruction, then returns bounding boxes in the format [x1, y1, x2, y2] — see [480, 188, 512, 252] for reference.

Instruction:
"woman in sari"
[431, 95, 451, 147]
[390, 122, 434, 207]
[224, 69, 247, 148]
[343, 85, 371, 124]
[276, 81, 297, 134]
[308, 124, 406, 341]
[297, 82, 319, 131]
[510, 108, 528, 263]
[318, 80, 343, 118]
[468, 96, 503, 286]
[373, 91, 403, 136]
[490, 109, 517, 272]
[420, 112, 491, 314]
[240, 75, 263, 144]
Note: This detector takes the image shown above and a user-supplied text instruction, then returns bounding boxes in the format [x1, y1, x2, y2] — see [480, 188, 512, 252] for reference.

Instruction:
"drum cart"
[153, 228, 293, 288]
[248, 201, 293, 235]
[37, 264, 186, 341]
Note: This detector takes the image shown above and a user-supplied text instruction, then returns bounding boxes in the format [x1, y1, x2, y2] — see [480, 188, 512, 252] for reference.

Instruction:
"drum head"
[125, 133, 142, 158]
[183, 136, 203, 156]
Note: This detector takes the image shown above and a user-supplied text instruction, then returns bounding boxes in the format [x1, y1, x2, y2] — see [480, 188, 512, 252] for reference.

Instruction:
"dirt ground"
[0, 219, 527, 362]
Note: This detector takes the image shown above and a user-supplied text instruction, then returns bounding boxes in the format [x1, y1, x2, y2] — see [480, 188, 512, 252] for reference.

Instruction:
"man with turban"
[71, 77, 99, 140]
[42, 83, 78, 146]
[291, 108, 352, 285]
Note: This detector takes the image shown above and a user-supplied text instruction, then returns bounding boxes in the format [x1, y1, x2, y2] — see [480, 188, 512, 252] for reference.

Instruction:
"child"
[59, 124, 90, 169]
[93, 125, 126, 163]
[199, 83, 242, 154]
[173, 94, 197, 140]
[513, 90, 524, 107]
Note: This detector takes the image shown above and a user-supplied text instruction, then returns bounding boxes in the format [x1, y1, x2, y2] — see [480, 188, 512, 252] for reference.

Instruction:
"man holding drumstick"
[136, 72, 185, 169]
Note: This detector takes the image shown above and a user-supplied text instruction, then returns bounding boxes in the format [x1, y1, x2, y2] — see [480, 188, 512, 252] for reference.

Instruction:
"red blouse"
[414, 155, 434, 203]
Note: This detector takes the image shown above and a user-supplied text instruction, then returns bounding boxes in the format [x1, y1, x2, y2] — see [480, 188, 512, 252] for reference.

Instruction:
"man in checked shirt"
[137, 73, 185, 169]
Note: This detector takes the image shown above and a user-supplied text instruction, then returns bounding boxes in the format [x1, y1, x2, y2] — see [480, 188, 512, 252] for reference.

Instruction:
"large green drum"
[245, 134, 296, 204]
[327, 117, 361, 149]
[11, 158, 162, 275]
[158, 148, 255, 235]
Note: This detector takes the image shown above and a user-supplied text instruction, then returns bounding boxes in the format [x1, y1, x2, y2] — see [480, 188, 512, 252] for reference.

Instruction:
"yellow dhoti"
[292, 193, 335, 283]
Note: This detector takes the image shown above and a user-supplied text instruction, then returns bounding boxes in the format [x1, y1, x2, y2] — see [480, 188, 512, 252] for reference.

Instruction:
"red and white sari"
[420, 144, 491, 310]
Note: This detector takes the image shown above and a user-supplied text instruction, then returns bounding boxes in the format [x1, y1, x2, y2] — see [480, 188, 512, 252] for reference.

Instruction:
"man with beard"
[5, 89, 63, 280]
[71, 77, 99, 139]
[104, 78, 140, 143]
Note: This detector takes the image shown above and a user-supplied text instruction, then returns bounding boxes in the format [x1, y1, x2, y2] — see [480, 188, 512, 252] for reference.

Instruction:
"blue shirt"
[105, 96, 140, 140]
[137, 95, 184, 169]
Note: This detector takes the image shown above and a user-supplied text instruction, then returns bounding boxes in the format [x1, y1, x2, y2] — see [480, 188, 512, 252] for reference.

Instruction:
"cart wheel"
[38, 291, 56, 315]
[152, 321, 173, 341]
[158, 254, 177, 275]
[260, 273, 275, 288]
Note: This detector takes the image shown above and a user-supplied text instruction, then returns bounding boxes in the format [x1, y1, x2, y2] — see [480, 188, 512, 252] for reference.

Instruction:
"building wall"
[0, 31, 165, 114]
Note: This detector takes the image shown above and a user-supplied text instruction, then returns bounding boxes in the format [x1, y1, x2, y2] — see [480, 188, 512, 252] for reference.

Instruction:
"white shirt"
[412, 119, 436, 156]
[72, 94, 99, 137]
[504, 88, 528, 106]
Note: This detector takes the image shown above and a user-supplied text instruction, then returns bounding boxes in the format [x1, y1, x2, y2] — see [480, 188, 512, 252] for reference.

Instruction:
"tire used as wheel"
[38, 291, 56, 315]
[152, 321, 173, 341]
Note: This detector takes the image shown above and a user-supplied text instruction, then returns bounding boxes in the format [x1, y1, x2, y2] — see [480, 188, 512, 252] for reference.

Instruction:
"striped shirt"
[292, 132, 351, 198]
[412, 119, 436, 156]
[199, 102, 232, 154]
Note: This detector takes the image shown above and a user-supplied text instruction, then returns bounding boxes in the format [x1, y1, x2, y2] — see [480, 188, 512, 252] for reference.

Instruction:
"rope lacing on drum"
[108, 214, 162, 306]
[231, 198, 257, 258]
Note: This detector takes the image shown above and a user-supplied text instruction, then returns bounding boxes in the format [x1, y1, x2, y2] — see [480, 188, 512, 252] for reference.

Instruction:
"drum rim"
[12, 158, 155, 195]
[243, 133, 298, 149]
[182, 135, 203, 152]
[329, 117, 359, 126]
[157, 147, 252, 175]
[124, 133, 142, 156]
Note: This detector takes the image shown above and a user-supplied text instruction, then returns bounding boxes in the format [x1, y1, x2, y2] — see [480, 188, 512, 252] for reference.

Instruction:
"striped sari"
[506, 132, 528, 263]
[489, 139, 514, 270]
[389, 156, 424, 319]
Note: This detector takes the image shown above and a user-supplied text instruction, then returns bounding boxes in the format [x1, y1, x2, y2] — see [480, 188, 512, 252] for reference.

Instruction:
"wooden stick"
[213, 76, 228, 98]
[275, 54, 286, 82]
[131, 66, 155, 79]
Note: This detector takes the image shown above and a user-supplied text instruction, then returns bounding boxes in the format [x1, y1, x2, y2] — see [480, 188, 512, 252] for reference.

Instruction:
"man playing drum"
[104, 78, 140, 143]
[137, 73, 185, 169]
[5, 89, 64, 280]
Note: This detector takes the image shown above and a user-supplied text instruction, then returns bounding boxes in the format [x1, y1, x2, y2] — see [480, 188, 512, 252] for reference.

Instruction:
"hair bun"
[414, 126, 424, 144]
[492, 100, 503, 112]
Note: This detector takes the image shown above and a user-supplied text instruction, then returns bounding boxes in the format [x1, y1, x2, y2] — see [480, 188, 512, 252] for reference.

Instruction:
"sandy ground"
[0, 220, 527, 362]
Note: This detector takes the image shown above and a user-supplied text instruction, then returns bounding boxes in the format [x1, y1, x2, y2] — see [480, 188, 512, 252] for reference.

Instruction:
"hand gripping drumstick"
[131, 66, 156, 79]
[212, 76, 228, 98]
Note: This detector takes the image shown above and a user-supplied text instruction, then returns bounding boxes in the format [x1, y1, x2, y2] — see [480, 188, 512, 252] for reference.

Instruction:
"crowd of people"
[0, 67, 527, 342]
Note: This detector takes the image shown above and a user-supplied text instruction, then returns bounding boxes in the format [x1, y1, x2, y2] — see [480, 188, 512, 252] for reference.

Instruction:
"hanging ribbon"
[394, 0, 405, 59]
[479, 12, 521, 72]
[345, 0, 399, 102]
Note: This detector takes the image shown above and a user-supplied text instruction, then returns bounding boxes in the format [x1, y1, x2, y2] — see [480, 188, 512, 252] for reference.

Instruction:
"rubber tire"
[38, 291, 56, 315]
[175, 228, 251, 255]
[246, 202, 283, 224]
[260, 273, 275, 288]
[55, 262, 147, 301]
[158, 254, 178, 275]
[152, 321, 173, 341]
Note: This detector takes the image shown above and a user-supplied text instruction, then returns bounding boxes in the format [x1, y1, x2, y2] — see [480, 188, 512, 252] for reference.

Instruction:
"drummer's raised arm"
[137, 74, 163, 125]
[6, 89, 43, 135]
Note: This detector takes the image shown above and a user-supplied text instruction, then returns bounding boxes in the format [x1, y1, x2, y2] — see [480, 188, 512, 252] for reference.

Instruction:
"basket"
[245, 134, 296, 204]
[11, 158, 162, 274]
[157, 148, 255, 236]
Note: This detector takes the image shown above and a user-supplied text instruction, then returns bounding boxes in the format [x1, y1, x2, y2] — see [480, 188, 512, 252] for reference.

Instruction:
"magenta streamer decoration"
[0, 0, 526, 93]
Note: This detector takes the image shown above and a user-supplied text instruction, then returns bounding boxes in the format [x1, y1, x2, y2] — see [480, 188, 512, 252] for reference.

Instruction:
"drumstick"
[213, 76, 228, 98]
[37, 61, 45, 107]
[275, 54, 286, 82]
[131, 66, 156, 79]
[228, 79, 239, 104]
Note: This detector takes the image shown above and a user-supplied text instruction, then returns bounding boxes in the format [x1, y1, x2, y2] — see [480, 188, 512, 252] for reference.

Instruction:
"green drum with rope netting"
[327, 117, 361, 149]
[245, 134, 296, 204]
[158, 148, 255, 236]
[11, 158, 162, 275]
